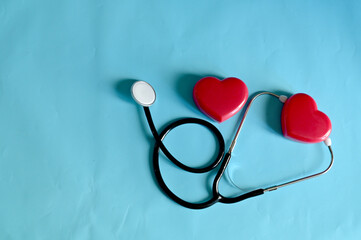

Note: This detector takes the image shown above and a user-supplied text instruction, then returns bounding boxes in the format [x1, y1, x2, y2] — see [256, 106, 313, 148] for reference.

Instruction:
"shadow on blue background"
[114, 79, 137, 104]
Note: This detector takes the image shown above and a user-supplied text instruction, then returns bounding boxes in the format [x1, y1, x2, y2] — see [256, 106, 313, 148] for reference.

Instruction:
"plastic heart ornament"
[281, 93, 332, 143]
[193, 77, 248, 122]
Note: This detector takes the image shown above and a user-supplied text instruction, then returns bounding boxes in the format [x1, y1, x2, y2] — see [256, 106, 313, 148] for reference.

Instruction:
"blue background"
[1, 0, 360, 239]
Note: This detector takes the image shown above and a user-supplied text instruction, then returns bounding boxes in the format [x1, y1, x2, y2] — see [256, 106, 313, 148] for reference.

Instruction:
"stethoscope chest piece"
[131, 81, 156, 107]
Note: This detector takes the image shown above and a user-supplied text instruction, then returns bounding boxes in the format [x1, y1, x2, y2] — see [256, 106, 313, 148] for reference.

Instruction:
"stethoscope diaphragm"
[131, 81, 156, 107]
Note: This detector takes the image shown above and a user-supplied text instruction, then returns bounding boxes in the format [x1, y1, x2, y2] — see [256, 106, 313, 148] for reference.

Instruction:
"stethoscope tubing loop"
[144, 107, 225, 173]
[144, 107, 265, 209]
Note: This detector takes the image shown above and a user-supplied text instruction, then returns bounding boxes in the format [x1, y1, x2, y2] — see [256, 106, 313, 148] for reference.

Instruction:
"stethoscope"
[130, 80, 334, 209]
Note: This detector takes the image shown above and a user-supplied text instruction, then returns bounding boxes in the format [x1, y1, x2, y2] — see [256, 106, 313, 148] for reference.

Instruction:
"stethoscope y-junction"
[131, 77, 333, 209]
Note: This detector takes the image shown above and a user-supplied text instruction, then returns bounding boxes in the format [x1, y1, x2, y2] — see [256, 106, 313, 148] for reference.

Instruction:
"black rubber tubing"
[143, 107, 264, 209]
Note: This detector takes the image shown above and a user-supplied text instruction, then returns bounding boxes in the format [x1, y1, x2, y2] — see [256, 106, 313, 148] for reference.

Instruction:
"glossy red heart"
[193, 77, 248, 122]
[281, 93, 332, 143]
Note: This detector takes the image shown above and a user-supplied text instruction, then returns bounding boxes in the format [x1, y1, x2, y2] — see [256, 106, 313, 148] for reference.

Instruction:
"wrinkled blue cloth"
[0, 0, 360, 239]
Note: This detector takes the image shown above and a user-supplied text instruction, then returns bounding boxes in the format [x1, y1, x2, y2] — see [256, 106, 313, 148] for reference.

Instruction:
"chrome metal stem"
[228, 92, 280, 154]
[264, 145, 334, 192]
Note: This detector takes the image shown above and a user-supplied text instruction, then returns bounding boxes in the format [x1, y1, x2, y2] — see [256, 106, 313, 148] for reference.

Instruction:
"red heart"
[193, 77, 248, 122]
[281, 93, 332, 143]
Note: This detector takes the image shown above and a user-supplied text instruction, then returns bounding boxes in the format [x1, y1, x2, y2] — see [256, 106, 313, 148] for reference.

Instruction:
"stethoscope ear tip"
[131, 81, 156, 107]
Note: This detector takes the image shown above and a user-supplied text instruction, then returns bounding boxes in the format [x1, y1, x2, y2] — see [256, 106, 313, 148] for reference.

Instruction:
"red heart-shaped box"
[193, 77, 248, 122]
[281, 93, 332, 143]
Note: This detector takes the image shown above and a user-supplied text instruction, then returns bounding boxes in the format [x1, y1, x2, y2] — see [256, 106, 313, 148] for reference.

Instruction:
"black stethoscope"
[131, 80, 333, 209]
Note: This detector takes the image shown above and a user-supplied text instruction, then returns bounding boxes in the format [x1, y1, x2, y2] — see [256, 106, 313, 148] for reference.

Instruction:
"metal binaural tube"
[228, 92, 280, 154]
[226, 91, 334, 193]
[264, 145, 334, 192]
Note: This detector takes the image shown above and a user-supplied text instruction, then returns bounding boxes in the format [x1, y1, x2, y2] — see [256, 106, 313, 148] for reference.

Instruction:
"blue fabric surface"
[1, 0, 360, 239]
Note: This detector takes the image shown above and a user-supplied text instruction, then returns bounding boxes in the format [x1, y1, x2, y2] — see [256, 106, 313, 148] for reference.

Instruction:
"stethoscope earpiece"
[131, 81, 156, 107]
